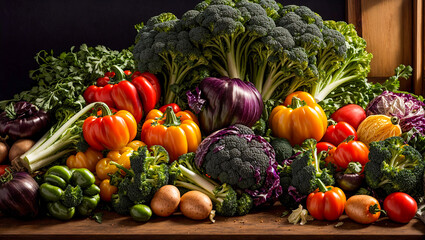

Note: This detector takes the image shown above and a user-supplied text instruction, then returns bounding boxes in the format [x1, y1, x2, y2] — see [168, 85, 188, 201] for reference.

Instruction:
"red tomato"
[316, 142, 338, 169]
[333, 138, 369, 169]
[331, 104, 366, 130]
[96, 76, 110, 87]
[159, 103, 181, 113]
[0, 165, 10, 176]
[316, 142, 336, 154]
[384, 192, 418, 223]
[321, 121, 357, 146]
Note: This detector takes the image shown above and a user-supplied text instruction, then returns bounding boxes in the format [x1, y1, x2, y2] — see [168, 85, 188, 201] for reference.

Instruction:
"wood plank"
[346, 0, 362, 37]
[361, 0, 413, 92]
[414, 0, 425, 96]
[0, 204, 424, 240]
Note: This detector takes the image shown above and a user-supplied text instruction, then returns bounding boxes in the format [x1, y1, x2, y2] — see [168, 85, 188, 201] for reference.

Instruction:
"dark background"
[0, 0, 345, 101]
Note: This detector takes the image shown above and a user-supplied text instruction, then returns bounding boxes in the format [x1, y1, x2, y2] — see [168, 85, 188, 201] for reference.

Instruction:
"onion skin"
[0, 101, 50, 140]
[0, 171, 39, 218]
[189, 77, 263, 135]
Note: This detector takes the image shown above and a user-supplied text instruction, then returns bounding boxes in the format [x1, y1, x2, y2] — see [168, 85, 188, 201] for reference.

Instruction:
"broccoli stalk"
[309, 20, 372, 102]
[172, 153, 253, 216]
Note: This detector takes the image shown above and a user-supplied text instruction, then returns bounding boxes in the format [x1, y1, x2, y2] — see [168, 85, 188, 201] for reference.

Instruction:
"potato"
[150, 185, 180, 217]
[179, 190, 212, 220]
[9, 139, 35, 161]
[0, 141, 9, 164]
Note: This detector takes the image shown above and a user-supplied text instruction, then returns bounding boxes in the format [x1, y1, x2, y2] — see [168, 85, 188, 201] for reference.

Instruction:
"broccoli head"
[270, 138, 293, 163]
[290, 139, 335, 196]
[195, 124, 282, 206]
[364, 136, 425, 197]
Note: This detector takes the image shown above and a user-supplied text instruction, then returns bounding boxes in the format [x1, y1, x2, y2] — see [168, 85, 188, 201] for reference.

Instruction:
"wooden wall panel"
[346, 0, 425, 94]
[361, 0, 413, 91]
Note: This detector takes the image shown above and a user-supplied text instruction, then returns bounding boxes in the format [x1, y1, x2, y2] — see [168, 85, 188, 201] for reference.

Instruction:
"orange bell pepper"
[141, 106, 201, 161]
[66, 147, 103, 172]
[83, 103, 137, 151]
[269, 92, 327, 146]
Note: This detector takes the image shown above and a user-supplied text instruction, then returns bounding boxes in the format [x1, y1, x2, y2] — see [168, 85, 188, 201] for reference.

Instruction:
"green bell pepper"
[39, 165, 100, 220]
[47, 202, 75, 221]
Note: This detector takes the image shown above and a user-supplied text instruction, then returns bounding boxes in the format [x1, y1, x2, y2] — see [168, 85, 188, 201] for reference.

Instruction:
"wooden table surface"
[1, 204, 424, 240]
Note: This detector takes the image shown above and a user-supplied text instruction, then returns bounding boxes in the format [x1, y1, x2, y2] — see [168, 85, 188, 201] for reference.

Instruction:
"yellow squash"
[357, 115, 402, 147]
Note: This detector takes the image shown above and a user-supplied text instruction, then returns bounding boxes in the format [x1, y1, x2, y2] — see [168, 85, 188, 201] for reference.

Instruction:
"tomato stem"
[369, 203, 386, 215]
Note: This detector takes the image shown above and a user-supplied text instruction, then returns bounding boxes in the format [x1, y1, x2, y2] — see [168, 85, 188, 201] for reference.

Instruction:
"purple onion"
[0, 101, 50, 140]
[0, 171, 39, 218]
[187, 77, 263, 135]
[366, 91, 425, 134]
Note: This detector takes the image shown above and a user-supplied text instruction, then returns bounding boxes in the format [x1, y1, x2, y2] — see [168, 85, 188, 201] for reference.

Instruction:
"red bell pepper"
[306, 179, 346, 221]
[83, 66, 146, 123]
[321, 121, 357, 146]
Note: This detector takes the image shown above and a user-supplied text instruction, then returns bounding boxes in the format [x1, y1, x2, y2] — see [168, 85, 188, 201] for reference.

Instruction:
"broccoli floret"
[110, 145, 171, 214]
[364, 136, 425, 197]
[290, 139, 335, 195]
[111, 193, 134, 215]
[172, 153, 252, 217]
[61, 185, 83, 208]
[270, 138, 293, 163]
[236, 192, 254, 216]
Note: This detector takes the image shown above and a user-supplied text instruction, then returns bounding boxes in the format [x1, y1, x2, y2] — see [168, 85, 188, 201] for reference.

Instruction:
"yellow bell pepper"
[269, 91, 327, 146]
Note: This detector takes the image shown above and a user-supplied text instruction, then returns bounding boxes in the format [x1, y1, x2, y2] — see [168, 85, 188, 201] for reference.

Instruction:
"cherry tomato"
[384, 192, 418, 223]
[331, 104, 366, 130]
[96, 76, 110, 87]
[0, 165, 10, 176]
[316, 142, 336, 154]
[159, 103, 181, 113]
[104, 72, 115, 78]
[124, 70, 132, 76]
[321, 122, 357, 146]
[333, 138, 369, 170]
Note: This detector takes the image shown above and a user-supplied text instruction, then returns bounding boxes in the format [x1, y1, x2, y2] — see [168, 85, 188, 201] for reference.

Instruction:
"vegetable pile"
[1, 0, 425, 228]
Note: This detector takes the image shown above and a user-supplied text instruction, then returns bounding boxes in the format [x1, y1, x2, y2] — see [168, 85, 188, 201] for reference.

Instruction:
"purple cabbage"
[195, 124, 282, 206]
[366, 91, 425, 134]
[187, 77, 263, 135]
